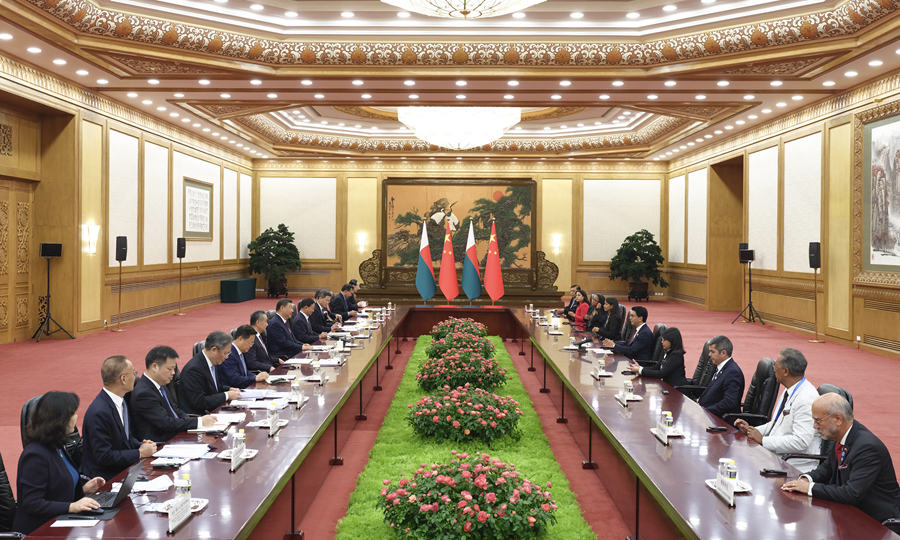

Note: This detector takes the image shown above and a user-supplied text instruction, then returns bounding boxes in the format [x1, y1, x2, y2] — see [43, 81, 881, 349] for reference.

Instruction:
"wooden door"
[0, 179, 34, 343]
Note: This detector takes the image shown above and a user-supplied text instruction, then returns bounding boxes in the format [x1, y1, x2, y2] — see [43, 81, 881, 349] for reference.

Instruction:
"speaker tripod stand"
[733, 259, 765, 325]
[32, 257, 75, 342]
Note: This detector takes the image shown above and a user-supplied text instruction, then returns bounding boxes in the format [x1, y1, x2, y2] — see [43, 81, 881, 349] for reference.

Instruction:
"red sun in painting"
[492, 191, 503, 202]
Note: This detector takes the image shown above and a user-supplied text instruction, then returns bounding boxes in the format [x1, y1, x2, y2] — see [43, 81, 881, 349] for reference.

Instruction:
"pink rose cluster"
[377, 451, 559, 539]
[430, 317, 489, 340]
[416, 351, 508, 392]
[407, 384, 524, 444]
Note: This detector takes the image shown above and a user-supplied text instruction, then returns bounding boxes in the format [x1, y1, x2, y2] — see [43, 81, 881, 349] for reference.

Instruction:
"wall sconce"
[82, 223, 100, 255]
[357, 233, 367, 253]
[552, 234, 562, 254]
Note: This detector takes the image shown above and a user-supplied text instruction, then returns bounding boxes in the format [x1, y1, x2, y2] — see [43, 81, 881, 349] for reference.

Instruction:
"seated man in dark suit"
[560, 284, 580, 317]
[80, 356, 157, 480]
[347, 279, 361, 312]
[311, 289, 342, 334]
[292, 297, 327, 344]
[246, 310, 279, 371]
[602, 306, 653, 361]
[329, 284, 358, 322]
[783, 393, 900, 533]
[697, 335, 745, 421]
[220, 325, 270, 389]
[268, 298, 311, 360]
[178, 331, 242, 416]
[132, 346, 217, 442]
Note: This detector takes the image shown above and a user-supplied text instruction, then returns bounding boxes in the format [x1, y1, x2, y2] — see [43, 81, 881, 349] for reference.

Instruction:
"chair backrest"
[741, 357, 778, 418]
[0, 450, 15, 533]
[649, 323, 667, 365]
[230, 328, 237, 339]
[266, 310, 277, 321]
[817, 383, 853, 411]
[165, 363, 182, 408]
[619, 306, 633, 342]
[192, 341, 205, 356]
[20, 395, 42, 447]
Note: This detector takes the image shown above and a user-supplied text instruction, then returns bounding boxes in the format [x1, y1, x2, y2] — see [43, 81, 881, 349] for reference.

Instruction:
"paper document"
[153, 444, 211, 459]
[267, 375, 295, 384]
[549, 331, 564, 335]
[230, 398, 290, 409]
[188, 422, 229, 433]
[151, 457, 188, 467]
[310, 345, 333, 351]
[588, 349, 614, 354]
[52, 520, 99, 527]
[211, 412, 246, 424]
[290, 358, 344, 367]
[329, 332, 351, 337]
[240, 389, 271, 399]
[116, 474, 173, 493]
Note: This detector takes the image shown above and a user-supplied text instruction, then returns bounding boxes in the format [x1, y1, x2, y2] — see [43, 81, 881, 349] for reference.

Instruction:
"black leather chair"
[784, 384, 854, 466]
[21, 395, 83, 468]
[639, 323, 667, 367]
[165, 363, 183, 408]
[619, 307, 634, 342]
[192, 341, 205, 356]
[675, 339, 715, 400]
[266, 310, 277, 321]
[724, 357, 778, 427]
[0, 451, 15, 533]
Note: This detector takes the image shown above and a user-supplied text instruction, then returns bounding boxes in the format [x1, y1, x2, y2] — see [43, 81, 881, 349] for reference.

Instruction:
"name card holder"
[714, 473, 736, 507]
[167, 496, 192, 533]
[655, 421, 670, 445]
[591, 370, 613, 380]
[291, 396, 310, 411]
[230, 443, 246, 472]
[268, 418, 289, 437]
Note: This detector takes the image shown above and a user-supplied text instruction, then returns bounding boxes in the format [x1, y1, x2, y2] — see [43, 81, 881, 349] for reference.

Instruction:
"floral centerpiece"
[378, 451, 558, 539]
[407, 384, 523, 444]
[426, 333, 495, 360]
[416, 353, 507, 392]
[431, 317, 489, 340]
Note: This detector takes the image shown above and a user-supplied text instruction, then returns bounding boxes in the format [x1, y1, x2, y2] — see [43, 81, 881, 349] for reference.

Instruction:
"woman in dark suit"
[566, 290, 590, 325]
[593, 297, 622, 340]
[586, 294, 607, 331]
[627, 327, 688, 387]
[14, 392, 106, 535]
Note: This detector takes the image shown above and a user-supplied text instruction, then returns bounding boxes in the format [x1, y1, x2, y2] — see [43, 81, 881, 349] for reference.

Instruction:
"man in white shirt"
[735, 348, 820, 472]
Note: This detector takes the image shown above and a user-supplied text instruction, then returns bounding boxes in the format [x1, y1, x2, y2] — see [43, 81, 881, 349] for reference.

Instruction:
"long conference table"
[26, 306, 898, 540]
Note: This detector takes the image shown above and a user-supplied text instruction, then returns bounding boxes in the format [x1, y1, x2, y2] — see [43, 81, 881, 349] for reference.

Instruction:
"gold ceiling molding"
[23, 0, 899, 68]
[0, 54, 253, 167]
[669, 71, 900, 170]
[706, 57, 830, 76]
[103, 54, 221, 75]
[639, 105, 731, 120]
[189, 102, 292, 119]
[332, 106, 586, 122]
[253, 158, 668, 173]
[236, 114, 689, 155]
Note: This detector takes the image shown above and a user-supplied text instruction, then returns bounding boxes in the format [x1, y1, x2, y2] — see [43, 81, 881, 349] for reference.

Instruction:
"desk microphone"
[574, 337, 593, 348]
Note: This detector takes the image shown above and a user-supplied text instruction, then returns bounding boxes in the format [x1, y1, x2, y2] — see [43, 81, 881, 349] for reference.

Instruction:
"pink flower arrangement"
[430, 317, 488, 340]
[377, 451, 559, 539]
[407, 384, 524, 443]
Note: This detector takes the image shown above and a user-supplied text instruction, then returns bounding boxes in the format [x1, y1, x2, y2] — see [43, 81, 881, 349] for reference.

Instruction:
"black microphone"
[574, 337, 593, 348]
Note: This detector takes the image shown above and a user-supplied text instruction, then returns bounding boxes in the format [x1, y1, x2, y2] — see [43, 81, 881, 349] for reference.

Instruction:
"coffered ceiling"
[1, 0, 899, 162]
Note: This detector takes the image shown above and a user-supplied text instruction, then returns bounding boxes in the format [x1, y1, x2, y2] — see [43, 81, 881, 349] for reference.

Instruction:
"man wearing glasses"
[782, 393, 900, 532]
[80, 356, 157, 481]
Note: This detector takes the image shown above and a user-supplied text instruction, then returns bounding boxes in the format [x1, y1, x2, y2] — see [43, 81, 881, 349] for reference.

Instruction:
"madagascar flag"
[484, 221, 505, 302]
[415, 223, 436, 301]
[461, 221, 482, 301]
[439, 220, 459, 301]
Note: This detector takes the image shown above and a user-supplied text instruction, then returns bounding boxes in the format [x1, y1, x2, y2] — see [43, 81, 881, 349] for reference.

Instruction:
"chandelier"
[398, 107, 521, 150]
[381, 0, 546, 19]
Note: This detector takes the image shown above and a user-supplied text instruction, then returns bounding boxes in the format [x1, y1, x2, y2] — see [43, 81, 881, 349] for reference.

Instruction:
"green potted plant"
[247, 224, 302, 298]
[608, 229, 669, 302]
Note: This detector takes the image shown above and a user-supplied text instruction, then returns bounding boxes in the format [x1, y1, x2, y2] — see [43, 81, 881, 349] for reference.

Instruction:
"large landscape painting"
[384, 179, 534, 270]
[869, 116, 900, 266]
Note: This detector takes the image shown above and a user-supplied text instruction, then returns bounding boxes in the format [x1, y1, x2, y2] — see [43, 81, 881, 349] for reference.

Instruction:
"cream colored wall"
[540, 178, 573, 289]
[346, 176, 379, 284]
[825, 122, 852, 338]
[79, 120, 103, 324]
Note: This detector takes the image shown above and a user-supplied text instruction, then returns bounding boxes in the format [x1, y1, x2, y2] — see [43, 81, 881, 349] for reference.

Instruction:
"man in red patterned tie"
[602, 306, 653, 361]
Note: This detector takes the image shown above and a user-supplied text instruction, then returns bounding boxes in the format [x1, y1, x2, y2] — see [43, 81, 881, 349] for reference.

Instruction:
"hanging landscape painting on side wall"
[869, 116, 900, 267]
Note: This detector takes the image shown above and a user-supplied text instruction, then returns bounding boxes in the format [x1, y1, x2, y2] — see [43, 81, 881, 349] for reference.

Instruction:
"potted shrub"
[608, 229, 668, 302]
[247, 224, 302, 298]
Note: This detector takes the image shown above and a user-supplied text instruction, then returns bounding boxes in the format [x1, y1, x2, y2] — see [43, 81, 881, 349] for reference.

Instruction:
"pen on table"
[65, 516, 100, 520]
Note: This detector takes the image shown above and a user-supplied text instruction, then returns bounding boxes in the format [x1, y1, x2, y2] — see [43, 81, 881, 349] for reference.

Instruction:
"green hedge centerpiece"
[407, 384, 523, 444]
[431, 318, 489, 340]
[377, 451, 558, 539]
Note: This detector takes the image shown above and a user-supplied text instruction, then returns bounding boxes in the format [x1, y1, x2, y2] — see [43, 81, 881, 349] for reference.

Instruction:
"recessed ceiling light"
[53, 59, 66, 65]
[666, 152, 673, 155]
[736, 120, 745, 125]
[504, 94, 514, 99]
[192, 123, 200, 127]
[220, 93, 231, 98]
[716, 81, 730, 87]
[626, 12, 640, 19]
[612, 120, 620, 124]
[361, 94, 371, 99]
[680, 145, 687, 149]
[673, 149, 680, 152]
[338, 123, 345, 126]
[398, 11, 411, 18]
[181, 118, 190, 123]
[76, 70, 88, 75]
[26, 47, 41, 53]
[577, 123, 584, 127]
[599, 94, 610, 100]
[508, 80, 519, 86]
[725, 125, 734, 130]
[371, 126, 379, 130]
[845, 71, 858, 77]
[141, 100, 152, 105]
[612, 81, 624, 86]
[869, 60, 883, 67]
[320, 121, 328, 125]
[744, 95, 755, 100]
[776, 102, 787, 107]
[696, 95, 706, 100]
[267, 93, 278, 98]
[702, 0, 716, 3]
[352, 80, 364, 85]
[748, 115, 758, 119]
[570, 12, 584, 18]
[647, 95, 658, 100]
[0, 33, 11, 40]
[229, 140, 236, 144]
[301, 80, 313, 85]
[551, 95, 561, 100]
[250, 79, 262, 85]
[304, 119, 311, 123]
[262, 155, 269, 158]
[456, 81, 467, 86]
[214, 0, 227, 2]
[822, 81, 835, 87]
[97, 79, 108, 84]
[622, 111, 631, 115]
[770, 80, 783, 86]
[695, 138, 703, 142]
[249, 4, 262, 10]
[126, 92, 138, 98]
[543, 127, 551, 130]
[212, 132, 220, 136]
[314, 94, 324, 98]
[664, 81, 677, 87]
[203, 128, 211, 132]
[285, 11, 297, 17]
[762, 109, 772, 113]
[169, 112, 178, 117]
[404, 80, 415, 86]
[512, 12, 525, 18]
[560, 125, 567, 128]
[792, 95, 803, 100]
[148, 79, 159, 85]
[157, 106, 167, 111]
[409, 94, 419, 99]
[341, 11, 354, 18]
[559, 81, 571, 86]
[456, 94, 466, 99]
[514, 126, 522, 130]
[663, 5, 677, 11]
[705, 134, 712, 138]
[199, 79, 210, 85]
[714, 130, 723, 134]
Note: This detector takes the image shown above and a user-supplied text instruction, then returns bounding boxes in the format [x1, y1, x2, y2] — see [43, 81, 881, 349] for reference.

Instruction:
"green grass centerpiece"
[407, 384, 523, 444]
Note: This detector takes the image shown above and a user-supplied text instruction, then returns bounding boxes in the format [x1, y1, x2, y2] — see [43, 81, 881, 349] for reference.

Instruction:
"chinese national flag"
[439, 220, 459, 302]
[484, 221, 505, 302]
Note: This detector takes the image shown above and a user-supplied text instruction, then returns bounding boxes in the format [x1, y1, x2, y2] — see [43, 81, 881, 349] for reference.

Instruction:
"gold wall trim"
[745, 275, 823, 293]
[862, 334, 900, 353]
[110, 269, 247, 294]
[104, 263, 248, 286]
[23, 0, 898, 67]
[0, 55, 252, 168]
[671, 73, 900, 170]
[863, 299, 900, 313]
[253, 159, 668, 172]
[759, 311, 816, 332]
[110, 293, 220, 324]
[853, 286, 900, 303]
[756, 285, 816, 301]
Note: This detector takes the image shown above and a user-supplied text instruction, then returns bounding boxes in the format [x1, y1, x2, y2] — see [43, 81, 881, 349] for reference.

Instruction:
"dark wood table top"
[26, 307, 408, 539]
